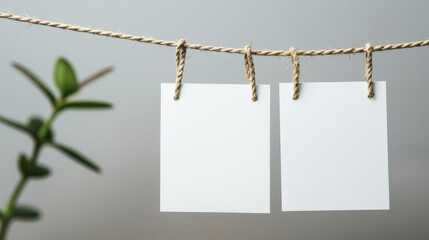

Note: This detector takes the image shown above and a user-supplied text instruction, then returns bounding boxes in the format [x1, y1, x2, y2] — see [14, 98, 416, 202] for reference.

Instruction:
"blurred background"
[1, 0, 428, 239]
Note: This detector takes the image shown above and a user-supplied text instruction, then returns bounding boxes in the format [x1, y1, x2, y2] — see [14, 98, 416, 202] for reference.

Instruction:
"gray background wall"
[1, 0, 428, 239]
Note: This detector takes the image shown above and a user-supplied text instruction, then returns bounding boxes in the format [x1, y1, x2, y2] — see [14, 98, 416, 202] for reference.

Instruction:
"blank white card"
[161, 83, 270, 213]
[280, 82, 389, 211]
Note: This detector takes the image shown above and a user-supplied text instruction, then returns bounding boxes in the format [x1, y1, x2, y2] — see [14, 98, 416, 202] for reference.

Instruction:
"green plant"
[0, 58, 113, 240]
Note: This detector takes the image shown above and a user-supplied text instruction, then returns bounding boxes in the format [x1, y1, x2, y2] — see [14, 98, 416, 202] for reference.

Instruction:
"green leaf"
[0, 115, 32, 136]
[27, 117, 44, 133]
[49, 143, 101, 173]
[79, 66, 114, 89]
[12, 63, 56, 106]
[12, 205, 40, 221]
[18, 154, 50, 178]
[27, 117, 54, 142]
[0, 210, 4, 220]
[58, 100, 113, 112]
[54, 58, 78, 98]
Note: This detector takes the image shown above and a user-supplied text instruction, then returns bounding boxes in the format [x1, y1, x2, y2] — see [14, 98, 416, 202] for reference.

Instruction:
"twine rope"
[365, 43, 375, 99]
[1, 12, 428, 57]
[243, 45, 258, 101]
[2, 11, 429, 100]
[173, 39, 187, 100]
[290, 47, 300, 100]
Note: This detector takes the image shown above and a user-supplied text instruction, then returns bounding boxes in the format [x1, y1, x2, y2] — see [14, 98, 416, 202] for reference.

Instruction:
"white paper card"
[280, 82, 389, 211]
[161, 83, 270, 213]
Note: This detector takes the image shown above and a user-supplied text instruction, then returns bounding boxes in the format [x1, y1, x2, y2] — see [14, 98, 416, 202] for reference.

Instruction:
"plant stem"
[0, 177, 28, 240]
[0, 142, 41, 240]
[0, 221, 10, 240]
[38, 110, 58, 140]
[0, 108, 56, 239]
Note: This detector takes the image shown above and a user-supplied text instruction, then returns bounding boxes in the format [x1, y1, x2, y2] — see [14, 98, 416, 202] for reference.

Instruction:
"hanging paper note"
[279, 82, 389, 211]
[160, 83, 270, 213]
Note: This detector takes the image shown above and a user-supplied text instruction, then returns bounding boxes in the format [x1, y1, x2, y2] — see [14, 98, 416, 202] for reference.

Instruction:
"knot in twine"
[365, 43, 375, 99]
[173, 39, 187, 100]
[243, 45, 258, 101]
[289, 47, 300, 100]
